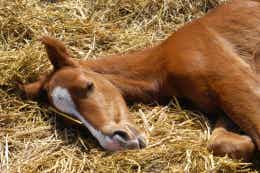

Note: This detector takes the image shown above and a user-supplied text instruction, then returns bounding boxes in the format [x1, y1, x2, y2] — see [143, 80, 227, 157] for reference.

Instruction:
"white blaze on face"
[51, 86, 116, 149]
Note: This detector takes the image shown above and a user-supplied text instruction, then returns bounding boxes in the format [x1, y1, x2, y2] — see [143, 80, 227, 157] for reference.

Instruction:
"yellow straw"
[48, 107, 83, 126]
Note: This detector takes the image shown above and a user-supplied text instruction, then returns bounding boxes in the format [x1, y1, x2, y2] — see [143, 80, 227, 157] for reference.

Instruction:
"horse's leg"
[208, 55, 260, 151]
[207, 115, 255, 160]
[208, 43, 260, 158]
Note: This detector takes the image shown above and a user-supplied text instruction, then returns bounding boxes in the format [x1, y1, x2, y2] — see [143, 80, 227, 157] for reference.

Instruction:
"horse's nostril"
[113, 130, 130, 141]
[138, 136, 147, 149]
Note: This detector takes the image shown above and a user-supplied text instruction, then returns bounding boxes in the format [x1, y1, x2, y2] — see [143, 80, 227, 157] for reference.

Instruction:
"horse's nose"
[137, 135, 147, 149]
[112, 130, 147, 149]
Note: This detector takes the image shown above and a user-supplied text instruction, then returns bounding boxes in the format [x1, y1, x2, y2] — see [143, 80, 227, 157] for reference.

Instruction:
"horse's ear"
[41, 36, 78, 69]
[18, 75, 48, 99]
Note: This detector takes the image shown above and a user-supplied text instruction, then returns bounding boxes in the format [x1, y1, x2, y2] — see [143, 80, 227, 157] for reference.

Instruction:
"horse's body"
[21, 0, 260, 160]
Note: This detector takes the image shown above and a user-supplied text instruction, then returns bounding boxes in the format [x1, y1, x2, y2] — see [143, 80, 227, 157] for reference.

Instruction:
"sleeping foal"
[20, 0, 260, 160]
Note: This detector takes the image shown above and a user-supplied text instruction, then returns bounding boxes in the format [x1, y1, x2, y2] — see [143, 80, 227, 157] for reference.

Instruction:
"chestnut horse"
[20, 0, 260, 160]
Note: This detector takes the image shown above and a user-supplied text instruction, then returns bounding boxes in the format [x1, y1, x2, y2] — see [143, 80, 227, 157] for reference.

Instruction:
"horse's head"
[20, 37, 146, 151]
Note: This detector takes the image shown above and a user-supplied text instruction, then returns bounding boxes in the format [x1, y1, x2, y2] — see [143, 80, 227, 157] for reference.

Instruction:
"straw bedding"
[0, 0, 259, 172]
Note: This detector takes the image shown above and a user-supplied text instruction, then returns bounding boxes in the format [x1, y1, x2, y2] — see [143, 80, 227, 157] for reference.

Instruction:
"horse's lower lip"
[103, 138, 124, 151]
[102, 135, 141, 151]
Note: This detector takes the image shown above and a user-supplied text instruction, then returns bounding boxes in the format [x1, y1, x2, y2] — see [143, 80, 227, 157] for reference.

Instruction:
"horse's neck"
[80, 46, 169, 103]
